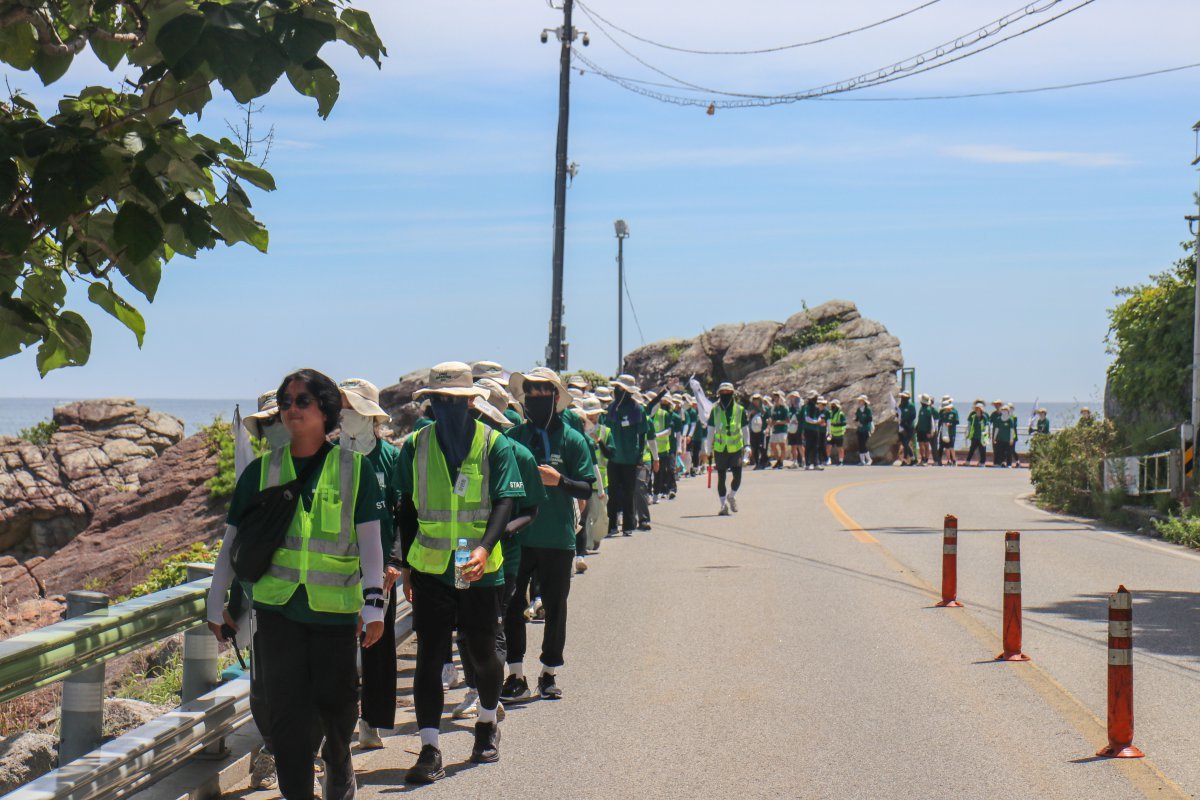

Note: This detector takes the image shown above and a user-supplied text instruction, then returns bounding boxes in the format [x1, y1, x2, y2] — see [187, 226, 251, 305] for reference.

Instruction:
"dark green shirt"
[503, 439, 548, 580]
[227, 446, 389, 626]
[397, 427, 526, 588]
[940, 407, 960, 433]
[365, 439, 402, 558]
[506, 422, 594, 550]
[605, 398, 646, 465]
[855, 405, 873, 433]
[917, 405, 936, 434]
[771, 405, 789, 434]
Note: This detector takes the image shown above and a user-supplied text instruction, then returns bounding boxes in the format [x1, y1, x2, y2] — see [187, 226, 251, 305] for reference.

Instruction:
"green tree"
[1105, 241, 1195, 427]
[0, 0, 384, 374]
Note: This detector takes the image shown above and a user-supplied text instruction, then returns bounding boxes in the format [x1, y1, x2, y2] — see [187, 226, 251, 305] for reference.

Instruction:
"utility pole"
[614, 219, 629, 374]
[542, 2, 588, 372]
[1189, 119, 1200, 493]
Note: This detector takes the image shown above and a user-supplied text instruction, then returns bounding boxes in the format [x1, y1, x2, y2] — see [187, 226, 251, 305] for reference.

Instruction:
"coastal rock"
[622, 300, 904, 459]
[0, 439, 90, 554]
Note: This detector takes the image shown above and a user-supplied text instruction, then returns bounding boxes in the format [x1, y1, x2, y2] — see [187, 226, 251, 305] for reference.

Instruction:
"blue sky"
[2, 0, 1199, 406]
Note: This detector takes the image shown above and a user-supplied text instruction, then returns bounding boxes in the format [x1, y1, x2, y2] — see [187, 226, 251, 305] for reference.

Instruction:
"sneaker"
[637, 522, 652, 531]
[524, 597, 543, 621]
[405, 745, 444, 784]
[574, 556, 588, 574]
[668, 491, 676, 499]
[500, 674, 531, 702]
[441, 663, 462, 691]
[452, 689, 479, 719]
[248, 750, 276, 790]
[622, 529, 632, 537]
[497, 701, 506, 721]
[728, 496, 738, 513]
[718, 506, 730, 516]
[651, 494, 659, 505]
[357, 719, 384, 749]
[470, 721, 501, 763]
[537, 673, 563, 700]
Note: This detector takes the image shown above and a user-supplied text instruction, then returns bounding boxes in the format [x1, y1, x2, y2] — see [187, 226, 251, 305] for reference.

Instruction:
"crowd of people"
[201, 364, 1062, 797]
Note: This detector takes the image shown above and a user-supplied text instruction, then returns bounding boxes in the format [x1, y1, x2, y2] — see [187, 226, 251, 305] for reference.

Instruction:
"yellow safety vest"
[406, 421, 504, 576]
[253, 445, 364, 615]
[652, 408, 671, 454]
[713, 404, 746, 453]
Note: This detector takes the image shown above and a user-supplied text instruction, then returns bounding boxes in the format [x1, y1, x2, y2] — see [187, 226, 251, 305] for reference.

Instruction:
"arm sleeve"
[742, 425, 750, 444]
[392, 495, 418, 568]
[644, 388, 668, 414]
[481, 497, 514, 553]
[505, 504, 538, 536]
[357, 519, 385, 625]
[205, 524, 238, 625]
[558, 474, 594, 500]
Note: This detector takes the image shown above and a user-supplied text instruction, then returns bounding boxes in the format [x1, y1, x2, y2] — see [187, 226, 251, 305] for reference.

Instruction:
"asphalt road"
[235, 464, 1200, 800]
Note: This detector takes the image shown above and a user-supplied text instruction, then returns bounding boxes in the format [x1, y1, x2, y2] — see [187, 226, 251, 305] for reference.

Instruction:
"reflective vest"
[594, 424, 609, 488]
[712, 403, 745, 453]
[652, 408, 670, 454]
[253, 445, 364, 615]
[407, 421, 504, 577]
[829, 410, 847, 438]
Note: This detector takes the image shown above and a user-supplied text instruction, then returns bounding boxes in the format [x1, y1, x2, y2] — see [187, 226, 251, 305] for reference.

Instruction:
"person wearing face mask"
[579, 396, 611, 557]
[243, 390, 292, 450]
[336, 379, 401, 751]
[206, 369, 389, 800]
[854, 395, 873, 466]
[392, 363, 526, 783]
[706, 383, 748, 516]
[992, 402, 1016, 468]
[501, 368, 595, 702]
[604, 374, 649, 536]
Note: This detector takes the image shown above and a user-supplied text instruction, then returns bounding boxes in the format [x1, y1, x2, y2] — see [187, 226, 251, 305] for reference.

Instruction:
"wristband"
[363, 586, 384, 599]
[363, 597, 386, 609]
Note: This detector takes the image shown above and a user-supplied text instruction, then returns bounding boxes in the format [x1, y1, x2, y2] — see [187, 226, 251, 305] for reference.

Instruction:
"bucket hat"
[510, 367, 572, 413]
[611, 373, 640, 393]
[471, 360, 508, 387]
[472, 396, 513, 429]
[338, 378, 389, 421]
[243, 390, 280, 439]
[413, 362, 488, 401]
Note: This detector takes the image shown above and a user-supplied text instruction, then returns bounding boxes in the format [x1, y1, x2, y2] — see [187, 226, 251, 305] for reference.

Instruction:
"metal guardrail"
[1103, 450, 1182, 497]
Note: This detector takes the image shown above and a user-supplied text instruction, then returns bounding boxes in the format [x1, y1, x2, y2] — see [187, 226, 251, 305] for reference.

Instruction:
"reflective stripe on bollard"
[1097, 586, 1144, 758]
[995, 531, 1030, 662]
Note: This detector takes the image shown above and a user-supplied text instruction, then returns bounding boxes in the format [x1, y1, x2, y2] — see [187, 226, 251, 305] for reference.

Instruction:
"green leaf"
[337, 9, 385, 66]
[0, 305, 40, 358]
[225, 159, 276, 191]
[113, 201, 163, 264]
[0, 217, 33, 256]
[0, 159, 18, 201]
[32, 49, 74, 86]
[31, 149, 109, 226]
[116, 256, 163, 302]
[210, 203, 268, 253]
[0, 22, 38, 71]
[36, 311, 92, 375]
[282, 16, 335, 64]
[286, 59, 340, 119]
[89, 36, 129, 70]
[88, 282, 146, 346]
[156, 13, 206, 77]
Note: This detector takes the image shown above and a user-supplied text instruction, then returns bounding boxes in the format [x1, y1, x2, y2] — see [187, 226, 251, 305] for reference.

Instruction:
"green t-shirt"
[397, 426, 527, 588]
[227, 446, 389, 626]
[940, 407, 960, 432]
[917, 405, 935, 434]
[771, 404, 789, 434]
[505, 422, 594, 550]
[604, 399, 645, 465]
[855, 405, 873, 432]
[504, 407, 523, 427]
[503, 439, 549, 580]
[365, 439, 402, 559]
[562, 408, 585, 435]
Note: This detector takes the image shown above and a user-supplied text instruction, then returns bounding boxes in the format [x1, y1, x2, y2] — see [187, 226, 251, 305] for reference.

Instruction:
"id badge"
[620, 418, 630, 427]
[454, 472, 470, 497]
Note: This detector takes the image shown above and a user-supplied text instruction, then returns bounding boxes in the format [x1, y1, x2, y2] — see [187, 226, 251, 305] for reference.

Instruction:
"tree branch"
[0, 7, 143, 58]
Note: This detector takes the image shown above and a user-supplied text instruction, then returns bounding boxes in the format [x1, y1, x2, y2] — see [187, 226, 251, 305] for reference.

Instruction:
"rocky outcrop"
[378, 368, 428, 436]
[0, 732, 56, 794]
[622, 300, 905, 458]
[0, 441, 89, 553]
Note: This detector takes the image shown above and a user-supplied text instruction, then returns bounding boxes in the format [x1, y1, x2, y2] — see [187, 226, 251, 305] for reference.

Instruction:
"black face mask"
[525, 394, 557, 428]
[719, 394, 734, 408]
[612, 387, 627, 406]
[430, 396, 472, 470]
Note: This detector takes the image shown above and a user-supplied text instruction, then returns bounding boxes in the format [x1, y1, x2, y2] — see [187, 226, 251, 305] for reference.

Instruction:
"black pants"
[359, 587, 397, 730]
[255, 608, 358, 800]
[900, 427, 915, 462]
[606, 462, 638, 532]
[856, 429, 870, 462]
[967, 437, 986, 464]
[994, 441, 1011, 466]
[505, 546, 573, 668]
[750, 432, 766, 468]
[653, 451, 672, 495]
[714, 450, 742, 498]
[410, 571, 503, 730]
[461, 576, 518, 689]
[690, 435, 704, 469]
[635, 464, 652, 523]
[803, 430, 822, 467]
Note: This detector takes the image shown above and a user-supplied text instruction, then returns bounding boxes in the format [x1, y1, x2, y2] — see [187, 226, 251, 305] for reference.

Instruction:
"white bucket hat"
[243, 390, 280, 439]
[717, 382, 735, 394]
[611, 373, 640, 393]
[509, 367, 572, 413]
[413, 362, 488, 401]
[471, 360, 508, 387]
[472, 396, 513, 429]
[580, 396, 604, 416]
[338, 378, 389, 421]
[595, 385, 613, 401]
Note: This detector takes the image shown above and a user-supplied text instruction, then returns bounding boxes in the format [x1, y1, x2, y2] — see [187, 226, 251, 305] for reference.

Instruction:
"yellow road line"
[825, 479, 1191, 800]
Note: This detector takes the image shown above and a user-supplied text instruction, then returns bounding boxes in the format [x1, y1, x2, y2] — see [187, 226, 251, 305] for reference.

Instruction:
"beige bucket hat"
[474, 378, 511, 411]
[338, 378, 389, 421]
[580, 396, 604, 416]
[509, 367, 572, 413]
[413, 362, 488, 401]
[243, 390, 280, 439]
[611, 373, 640, 393]
[472, 396, 513, 429]
[718, 382, 736, 394]
[594, 385, 613, 401]
[471, 360, 508, 386]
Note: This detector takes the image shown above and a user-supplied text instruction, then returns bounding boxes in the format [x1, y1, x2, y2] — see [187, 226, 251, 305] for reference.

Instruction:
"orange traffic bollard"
[1097, 586, 1144, 758]
[935, 514, 963, 607]
[707, 463, 712, 489]
[995, 531, 1030, 661]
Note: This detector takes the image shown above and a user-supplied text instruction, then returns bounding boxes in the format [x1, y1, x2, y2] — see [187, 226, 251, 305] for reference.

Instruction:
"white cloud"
[941, 144, 1131, 167]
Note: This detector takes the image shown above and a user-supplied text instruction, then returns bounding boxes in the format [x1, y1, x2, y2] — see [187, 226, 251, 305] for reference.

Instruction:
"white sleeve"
[205, 524, 239, 625]
[357, 520, 385, 625]
[742, 426, 750, 445]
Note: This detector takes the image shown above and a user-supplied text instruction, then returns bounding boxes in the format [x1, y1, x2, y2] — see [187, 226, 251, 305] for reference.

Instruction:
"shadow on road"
[1031, 591, 1200, 660]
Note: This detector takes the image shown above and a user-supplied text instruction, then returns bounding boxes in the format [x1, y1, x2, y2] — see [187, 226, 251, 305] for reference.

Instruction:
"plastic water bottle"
[454, 538, 471, 589]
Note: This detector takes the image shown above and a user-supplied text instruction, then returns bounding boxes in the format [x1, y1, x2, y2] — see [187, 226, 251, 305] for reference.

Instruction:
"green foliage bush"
[120, 541, 221, 601]
[16, 418, 57, 445]
[202, 418, 237, 499]
[775, 320, 845, 355]
[115, 648, 183, 707]
[1029, 420, 1119, 515]
[1153, 513, 1200, 549]
[568, 370, 609, 388]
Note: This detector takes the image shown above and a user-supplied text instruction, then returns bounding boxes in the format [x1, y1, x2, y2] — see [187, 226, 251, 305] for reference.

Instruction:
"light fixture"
[614, 219, 629, 238]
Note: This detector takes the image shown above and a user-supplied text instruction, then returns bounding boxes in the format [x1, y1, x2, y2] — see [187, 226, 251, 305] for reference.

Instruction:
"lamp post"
[614, 219, 629, 374]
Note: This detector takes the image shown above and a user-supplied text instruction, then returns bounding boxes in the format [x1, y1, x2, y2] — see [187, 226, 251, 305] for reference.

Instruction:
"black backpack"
[230, 443, 332, 583]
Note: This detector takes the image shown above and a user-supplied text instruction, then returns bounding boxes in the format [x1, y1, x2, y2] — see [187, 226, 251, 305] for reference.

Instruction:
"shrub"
[16, 418, 58, 445]
[768, 344, 788, 364]
[1028, 419, 1119, 515]
[1154, 513, 1200, 549]
[774, 320, 845, 355]
[201, 418, 237, 499]
[115, 648, 183, 707]
[120, 541, 221, 601]
[568, 370, 609, 388]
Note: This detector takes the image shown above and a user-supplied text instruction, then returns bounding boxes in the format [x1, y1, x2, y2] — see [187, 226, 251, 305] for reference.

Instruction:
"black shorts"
[830, 436, 844, 447]
[714, 450, 742, 472]
[786, 432, 802, 446]
[410, 569, 502, 635]
[917, 431, 932, 443]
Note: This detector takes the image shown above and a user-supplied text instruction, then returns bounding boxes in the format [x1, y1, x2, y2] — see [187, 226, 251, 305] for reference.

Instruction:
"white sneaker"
[525, 597, 543, 621]
[442, 663, 462, 690]
[728, 496, 738, 513]
[357, 720, 384, 749]
[248, 750, 277, 790]
[452, 689, 479, 719]
[574, 556, 588, 574]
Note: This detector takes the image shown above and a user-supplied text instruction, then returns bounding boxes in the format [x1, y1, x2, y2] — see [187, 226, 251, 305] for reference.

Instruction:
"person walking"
[502, 368, 595, 702]
[706, 382, 747, 516]
[786, 391, 804, 468]
[965, 402, 989, 466]
[802, 392, 824, 471]
[854, 395, 873, 465]
[748, 394, 767, 470]
[897, 392, 916, 466]
[579, 396, 611, 553]
[206, 369, 389, 800]
[394, 363, 527, 782]
[604, 374, 648, 536]
[916, 394, 936, 465]
[1032, 407, 1051, 436]
[827, 399, 847, 466]
[938, 398, 960, 466]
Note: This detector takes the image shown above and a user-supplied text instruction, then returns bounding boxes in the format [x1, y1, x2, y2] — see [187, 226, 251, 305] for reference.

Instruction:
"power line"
[572, 0, 1097, 108]
[621, 269, 646, 345]
[574, 0, 944, 56]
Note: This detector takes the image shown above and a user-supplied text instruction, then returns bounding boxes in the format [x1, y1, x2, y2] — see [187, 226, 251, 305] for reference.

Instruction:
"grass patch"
[1154, 513, 1200, 548]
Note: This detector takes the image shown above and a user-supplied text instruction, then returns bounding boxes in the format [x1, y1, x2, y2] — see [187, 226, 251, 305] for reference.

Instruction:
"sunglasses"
[278, 393, 315, 410]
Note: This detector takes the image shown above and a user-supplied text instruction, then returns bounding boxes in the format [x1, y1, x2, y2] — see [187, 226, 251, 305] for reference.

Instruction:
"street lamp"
[614, 219, 629, 374]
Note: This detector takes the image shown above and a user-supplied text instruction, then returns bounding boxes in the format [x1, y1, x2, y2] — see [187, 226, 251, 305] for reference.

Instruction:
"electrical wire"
[574, 0, 944, 56]
[572, 0, 1097, 108]
[621, 270, 646, 345]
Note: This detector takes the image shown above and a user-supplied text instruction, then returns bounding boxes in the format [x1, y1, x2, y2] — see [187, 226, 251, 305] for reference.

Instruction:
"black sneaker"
[537, 673, 563, 700]
[637, 522, 652, 531]
[404, 745, 444, 784]
[500, 674, 530, 702]
[668, 491, 676, 499]
[470, 721, 501, 763]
